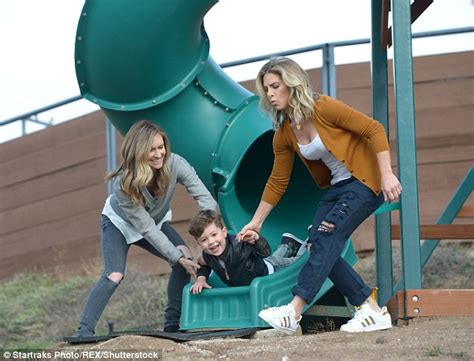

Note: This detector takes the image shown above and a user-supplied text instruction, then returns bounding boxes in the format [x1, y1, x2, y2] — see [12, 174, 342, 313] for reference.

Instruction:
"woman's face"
[147, 133, 166, 170]
[263, 72, 290, 111]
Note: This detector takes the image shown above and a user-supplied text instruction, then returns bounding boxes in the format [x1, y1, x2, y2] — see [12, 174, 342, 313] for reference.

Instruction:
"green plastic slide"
[75, 0, 358, 330]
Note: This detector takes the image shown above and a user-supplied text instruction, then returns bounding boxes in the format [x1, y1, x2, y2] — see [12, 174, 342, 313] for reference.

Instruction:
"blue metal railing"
[1, 27, 472, 141]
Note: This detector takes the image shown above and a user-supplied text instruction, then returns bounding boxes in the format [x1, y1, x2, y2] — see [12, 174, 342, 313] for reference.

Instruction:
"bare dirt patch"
[55, 317, 473, 360]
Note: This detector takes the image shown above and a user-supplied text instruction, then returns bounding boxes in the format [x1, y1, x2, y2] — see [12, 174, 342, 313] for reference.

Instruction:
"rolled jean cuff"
[347, 285, 372, 306]
[291, 285, 315, 304]
[292, 284, 372, 307]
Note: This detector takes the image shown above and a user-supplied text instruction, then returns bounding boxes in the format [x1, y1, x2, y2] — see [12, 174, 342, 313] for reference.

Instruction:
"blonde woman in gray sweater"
[76, 120, 217, 336]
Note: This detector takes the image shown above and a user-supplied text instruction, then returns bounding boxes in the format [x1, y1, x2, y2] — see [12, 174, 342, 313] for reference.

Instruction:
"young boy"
[188, 209, 306, 293]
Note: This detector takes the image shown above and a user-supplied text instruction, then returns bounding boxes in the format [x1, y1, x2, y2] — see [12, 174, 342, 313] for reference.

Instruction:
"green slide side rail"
[181, 238, 357, 330]
[75, 0, 358, 330]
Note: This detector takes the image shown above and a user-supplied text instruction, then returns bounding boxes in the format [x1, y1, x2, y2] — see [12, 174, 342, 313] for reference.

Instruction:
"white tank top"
[298, 134, 352, 185]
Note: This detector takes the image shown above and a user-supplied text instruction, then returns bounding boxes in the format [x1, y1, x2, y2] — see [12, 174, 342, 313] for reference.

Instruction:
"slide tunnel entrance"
[222, 130, 326, 248]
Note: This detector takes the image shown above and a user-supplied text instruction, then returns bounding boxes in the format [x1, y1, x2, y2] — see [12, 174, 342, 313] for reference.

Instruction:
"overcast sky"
[0, 0, 472, 143]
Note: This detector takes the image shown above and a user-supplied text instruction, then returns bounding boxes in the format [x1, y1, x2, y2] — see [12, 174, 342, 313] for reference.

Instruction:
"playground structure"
[71, 0, 473, 329]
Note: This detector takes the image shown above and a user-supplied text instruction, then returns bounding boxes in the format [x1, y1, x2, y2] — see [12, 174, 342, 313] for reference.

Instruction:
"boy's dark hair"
[189, 209, 225, 239]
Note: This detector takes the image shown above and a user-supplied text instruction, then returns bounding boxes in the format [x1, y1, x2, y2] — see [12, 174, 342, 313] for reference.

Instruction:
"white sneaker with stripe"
[258, 304, 301, 335]
[340, 303, 392, 333]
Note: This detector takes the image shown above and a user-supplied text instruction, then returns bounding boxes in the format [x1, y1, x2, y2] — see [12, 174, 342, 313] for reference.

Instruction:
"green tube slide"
[75, 0, 357, 330]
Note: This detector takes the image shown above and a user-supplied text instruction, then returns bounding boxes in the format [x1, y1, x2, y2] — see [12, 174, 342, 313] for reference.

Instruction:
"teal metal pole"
[393, 166, 474, 292]
[417, 166, 473, 269]
[391, 0, 422, 291]
[321, 44, 336, 97]
[105, 117, 117, 195]
[371, 0, 393, 306]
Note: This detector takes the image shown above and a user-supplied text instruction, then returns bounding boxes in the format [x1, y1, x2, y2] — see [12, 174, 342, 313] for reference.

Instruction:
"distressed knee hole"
[339, 203, 349, 214]
[318, 221, 336, 233]
[107, 272, 123, 284]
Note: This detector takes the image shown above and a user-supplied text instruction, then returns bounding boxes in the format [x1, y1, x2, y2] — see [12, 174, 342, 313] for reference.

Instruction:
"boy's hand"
[190, 278, 212, 294]
[178, 257, 200, 278]
[239, 230, 259, 245]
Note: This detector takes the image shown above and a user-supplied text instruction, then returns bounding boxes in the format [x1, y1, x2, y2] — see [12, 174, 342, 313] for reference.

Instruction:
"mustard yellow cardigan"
[262, 95, 389, 206]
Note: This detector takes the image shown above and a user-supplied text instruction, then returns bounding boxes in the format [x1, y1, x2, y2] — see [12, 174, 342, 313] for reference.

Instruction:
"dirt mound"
[55, 317, 472, 360]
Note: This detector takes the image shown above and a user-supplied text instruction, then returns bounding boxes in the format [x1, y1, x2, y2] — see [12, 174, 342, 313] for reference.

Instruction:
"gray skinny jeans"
[265, 244, 307, 272]
[76, 215, 188, 336]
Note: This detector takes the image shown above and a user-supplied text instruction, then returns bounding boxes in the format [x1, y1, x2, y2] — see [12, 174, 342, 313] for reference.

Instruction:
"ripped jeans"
[76, 215, 188, 336]
[292, 177, 384, 306]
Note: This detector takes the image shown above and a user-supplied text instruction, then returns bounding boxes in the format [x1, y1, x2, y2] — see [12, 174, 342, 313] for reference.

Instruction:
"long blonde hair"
[106, 120, 171, 205]
[256, 57, 318, 128]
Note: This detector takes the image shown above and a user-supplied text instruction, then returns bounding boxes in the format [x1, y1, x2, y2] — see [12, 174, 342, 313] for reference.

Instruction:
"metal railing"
[1, 27, 471, 142]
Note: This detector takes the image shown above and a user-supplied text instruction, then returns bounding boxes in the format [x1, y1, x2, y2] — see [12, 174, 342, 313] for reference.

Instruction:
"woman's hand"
[190, 276, 212, 294]
[381, 172, 402, 202]
[376, 151, 402, 202]
[178, 257, 200, 278]
[237, 201, 273, 241]
[237, 221, 262, 241]
[239, 229, 259, 244]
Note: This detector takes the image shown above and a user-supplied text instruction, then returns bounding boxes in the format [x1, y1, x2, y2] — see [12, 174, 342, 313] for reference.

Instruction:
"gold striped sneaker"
[340, 303, 392, 333]
[258, 304, 301, 335]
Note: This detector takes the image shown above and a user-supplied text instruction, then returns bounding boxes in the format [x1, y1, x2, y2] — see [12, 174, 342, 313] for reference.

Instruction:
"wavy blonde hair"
[256, 57, 318, 128]
[106, 120, 171, 205]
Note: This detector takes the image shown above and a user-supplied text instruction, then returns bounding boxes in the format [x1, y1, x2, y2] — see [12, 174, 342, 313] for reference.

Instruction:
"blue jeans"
[265, 244, 306, 272]
[292, 177, 384, 306]
[77, 215, 188, 336]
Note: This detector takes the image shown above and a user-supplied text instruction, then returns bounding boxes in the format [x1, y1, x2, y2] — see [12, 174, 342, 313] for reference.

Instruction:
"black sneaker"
[280, 233, 306, 257]
[163, 324, 180, 333]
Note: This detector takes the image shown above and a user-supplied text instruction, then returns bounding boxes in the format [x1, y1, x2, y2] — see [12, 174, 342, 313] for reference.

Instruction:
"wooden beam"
[386, 0, 434, 48]
[386, 290, 474, 321]
[381, 0, 390, 49]
[391, 224, 474, 240]
[411, 0, 434, 25]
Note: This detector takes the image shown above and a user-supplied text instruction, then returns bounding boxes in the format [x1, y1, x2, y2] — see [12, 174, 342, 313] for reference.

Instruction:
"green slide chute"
[75, 0, 357, 330]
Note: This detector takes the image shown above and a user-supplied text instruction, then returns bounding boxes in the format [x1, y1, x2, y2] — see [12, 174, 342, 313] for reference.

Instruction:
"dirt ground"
[54, 317, 473, 361]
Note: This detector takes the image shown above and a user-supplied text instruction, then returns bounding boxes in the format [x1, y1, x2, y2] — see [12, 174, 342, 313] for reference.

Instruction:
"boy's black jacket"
[196, 234, 272, 286]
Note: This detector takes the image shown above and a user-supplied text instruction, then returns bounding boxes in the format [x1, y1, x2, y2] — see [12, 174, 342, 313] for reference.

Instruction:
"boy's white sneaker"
[340, 303, 392, 333]
[258, 304, 301, 335]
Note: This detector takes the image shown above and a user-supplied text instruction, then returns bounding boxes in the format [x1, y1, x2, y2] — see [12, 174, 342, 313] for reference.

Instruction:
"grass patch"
[1, 243, 472, 349]
[0, 267, 168, 349]
[424, 346, 444, 357]
[355, 243, 474, 289]
[450, 351, 470, 359]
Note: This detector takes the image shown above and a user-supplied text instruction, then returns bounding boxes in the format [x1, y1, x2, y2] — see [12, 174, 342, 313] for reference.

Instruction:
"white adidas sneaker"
[258, 304, 302, 335]
[340, 303, 392, 333]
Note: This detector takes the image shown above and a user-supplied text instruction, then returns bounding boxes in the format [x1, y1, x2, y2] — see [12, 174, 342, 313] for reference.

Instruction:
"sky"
[0, 0, 472, 143]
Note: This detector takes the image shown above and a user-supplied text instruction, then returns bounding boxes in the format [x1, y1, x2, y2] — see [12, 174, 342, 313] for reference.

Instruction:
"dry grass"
[354, 242, 474, 289]
[0, 265, 168, 349]
[1, 243, 472, 349]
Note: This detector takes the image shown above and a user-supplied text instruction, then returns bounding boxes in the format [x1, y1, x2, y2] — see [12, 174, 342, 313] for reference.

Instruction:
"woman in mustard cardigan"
[238, 57, 402, 335]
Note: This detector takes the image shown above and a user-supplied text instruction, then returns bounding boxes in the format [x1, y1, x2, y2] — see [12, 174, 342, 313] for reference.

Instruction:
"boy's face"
[197, 222, 227, 257]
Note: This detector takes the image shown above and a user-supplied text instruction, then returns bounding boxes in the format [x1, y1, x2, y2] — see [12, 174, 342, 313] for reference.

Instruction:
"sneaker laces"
[264, 305, 294, 317]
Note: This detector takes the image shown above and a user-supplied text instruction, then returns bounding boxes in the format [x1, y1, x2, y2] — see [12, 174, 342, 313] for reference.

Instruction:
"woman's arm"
[320, 97, 402, 200]
[321, 96, 389, 155]
[238, 131, 293, 239]
[115, 188, 184, 264]
[376, 150, 402, 202]
[176, 155, 218, 211]
[237, 201, 273, 240]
